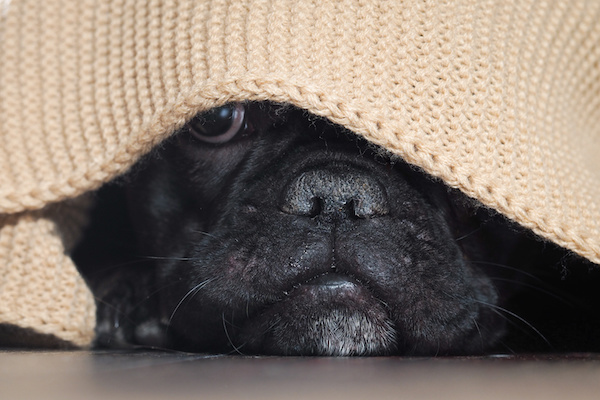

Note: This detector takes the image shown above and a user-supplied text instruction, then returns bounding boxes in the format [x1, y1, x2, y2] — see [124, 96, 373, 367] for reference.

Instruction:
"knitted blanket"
[0, 0, 599, 348]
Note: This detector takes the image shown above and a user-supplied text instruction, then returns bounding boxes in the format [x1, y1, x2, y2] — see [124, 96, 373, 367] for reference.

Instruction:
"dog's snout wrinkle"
[281, 168, 389, 219]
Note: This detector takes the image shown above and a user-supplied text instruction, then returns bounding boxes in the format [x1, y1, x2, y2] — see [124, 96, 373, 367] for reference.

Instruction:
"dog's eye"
[188, 103, 246, 144]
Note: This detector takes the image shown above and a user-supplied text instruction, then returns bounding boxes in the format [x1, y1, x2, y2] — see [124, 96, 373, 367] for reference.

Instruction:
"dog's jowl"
[75, 101, 590, 356]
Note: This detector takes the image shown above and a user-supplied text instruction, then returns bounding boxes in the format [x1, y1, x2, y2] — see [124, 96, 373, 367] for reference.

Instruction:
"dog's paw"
[92, 268, 167, 349]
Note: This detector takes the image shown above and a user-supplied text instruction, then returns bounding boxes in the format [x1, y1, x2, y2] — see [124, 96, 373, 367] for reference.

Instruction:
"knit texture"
[0, 0, 599, 346]
[0, 198, 95, 346]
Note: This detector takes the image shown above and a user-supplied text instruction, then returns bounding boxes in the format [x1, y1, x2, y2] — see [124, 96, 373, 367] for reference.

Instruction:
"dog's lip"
[237, 271, 396, 356]
[304, 272, 358, 288]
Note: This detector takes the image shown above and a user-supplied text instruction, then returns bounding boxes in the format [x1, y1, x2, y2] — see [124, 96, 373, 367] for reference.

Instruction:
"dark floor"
[2, 350, 600, 399]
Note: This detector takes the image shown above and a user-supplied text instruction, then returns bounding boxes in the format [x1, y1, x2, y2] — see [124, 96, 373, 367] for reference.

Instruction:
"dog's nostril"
[346, 199, 363, 219]
[282, 195, 323, 218]
[280, 168, 389, 219]
[307, 197, 323, 218]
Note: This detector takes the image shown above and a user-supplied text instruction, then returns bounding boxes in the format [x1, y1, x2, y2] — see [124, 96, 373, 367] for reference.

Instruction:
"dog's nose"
[280, 167, 389, 218]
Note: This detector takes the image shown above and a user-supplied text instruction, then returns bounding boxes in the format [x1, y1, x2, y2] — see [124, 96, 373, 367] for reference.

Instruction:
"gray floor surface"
[2, 350, 600, 399]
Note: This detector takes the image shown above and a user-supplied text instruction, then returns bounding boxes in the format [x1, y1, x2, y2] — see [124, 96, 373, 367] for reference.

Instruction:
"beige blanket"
[0, 0, 599, 347]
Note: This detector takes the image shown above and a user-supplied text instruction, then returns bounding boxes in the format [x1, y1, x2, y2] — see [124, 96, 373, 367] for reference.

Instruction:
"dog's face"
[84, 101, 535, 356]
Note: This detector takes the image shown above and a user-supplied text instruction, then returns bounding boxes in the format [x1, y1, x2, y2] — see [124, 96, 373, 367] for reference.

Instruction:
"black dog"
[75, 101, 599, 356]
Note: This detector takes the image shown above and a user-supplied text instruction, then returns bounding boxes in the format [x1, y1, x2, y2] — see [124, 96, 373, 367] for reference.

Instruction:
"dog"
[74, 101, 600, 356]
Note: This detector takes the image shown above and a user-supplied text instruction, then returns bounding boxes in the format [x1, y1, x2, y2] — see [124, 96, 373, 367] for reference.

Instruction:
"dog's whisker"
[470, 260, 547, 284]
[222, 312, 246, 355]
[190, 230, 224, 243]
[129, 281, 182, 310]
[489, 277, 573, 306]
[472, 318, 484, 353]
[259, 317, 281, 337]
[493, 340, 517, 355]
[225, 344, 248, 355]
[376, 298, 392, 312]
[454, 226, 482, 242]
[140, 255, 196, 262]
[440, 290, 552, 350]
[474, 299, 552, 349]
[167, 278, 217, 332]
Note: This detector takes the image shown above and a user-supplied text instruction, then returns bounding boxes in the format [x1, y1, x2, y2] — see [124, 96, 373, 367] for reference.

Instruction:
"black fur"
[74, 102, 600, 356]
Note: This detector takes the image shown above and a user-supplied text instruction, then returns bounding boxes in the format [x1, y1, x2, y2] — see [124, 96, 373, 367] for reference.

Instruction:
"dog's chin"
[237, 273, 397, 356]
